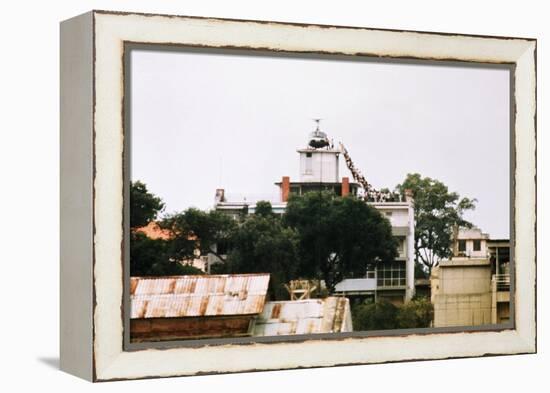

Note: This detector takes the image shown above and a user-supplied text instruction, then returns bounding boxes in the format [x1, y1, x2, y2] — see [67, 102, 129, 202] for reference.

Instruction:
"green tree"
[129, 181, 204, 277]
[130, 180, 165, 229]
[161, 208, 236, 263]
[352, 300, 399, 331]
[284, 192, 398, 293]
[130, 232, 203, 276]
[396, 297, 434, 328]
[396, 173, 476, 275]
[254, 200, 275, 217]
[130, 232, 167, 276]
[225, 211, 300, 300]
[352, 297, 433, 331]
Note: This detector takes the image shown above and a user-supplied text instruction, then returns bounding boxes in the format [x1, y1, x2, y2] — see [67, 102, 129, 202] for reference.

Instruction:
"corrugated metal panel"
[253, 297, 353, 336]
[334, 278, 377, 292]
[130, 274, 269, 319]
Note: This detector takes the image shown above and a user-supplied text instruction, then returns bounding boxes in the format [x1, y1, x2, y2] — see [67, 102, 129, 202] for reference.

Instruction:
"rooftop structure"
[452, 226, 490, 258]
[130, 274, 270, 341]
[253, 297, 353, 336]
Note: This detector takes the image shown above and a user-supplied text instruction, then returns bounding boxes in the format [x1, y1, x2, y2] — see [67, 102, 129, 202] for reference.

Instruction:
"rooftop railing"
[493, 273, 511, 291]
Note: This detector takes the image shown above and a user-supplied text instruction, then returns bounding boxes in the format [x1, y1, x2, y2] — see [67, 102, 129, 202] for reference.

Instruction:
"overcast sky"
[130, 48, 510, 239]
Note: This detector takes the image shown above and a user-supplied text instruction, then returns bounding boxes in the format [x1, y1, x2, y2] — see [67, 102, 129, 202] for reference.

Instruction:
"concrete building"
[431, 227, 511, 327]
[214, 123, 416, 304]
[334, 200, 415, 305]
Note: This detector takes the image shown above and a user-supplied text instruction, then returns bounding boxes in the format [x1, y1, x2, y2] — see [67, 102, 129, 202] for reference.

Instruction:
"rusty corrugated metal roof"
[131, 274, 270, 319]
[252, 297, 353, 336]
[134, 221, 173, 240]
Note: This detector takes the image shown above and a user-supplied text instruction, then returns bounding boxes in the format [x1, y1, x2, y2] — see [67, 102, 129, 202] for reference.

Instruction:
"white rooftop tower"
[298, 119, 341, 183]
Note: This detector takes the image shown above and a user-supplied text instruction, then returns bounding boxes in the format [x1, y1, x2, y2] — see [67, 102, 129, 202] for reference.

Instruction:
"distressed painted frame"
[60, 10, 536, 382]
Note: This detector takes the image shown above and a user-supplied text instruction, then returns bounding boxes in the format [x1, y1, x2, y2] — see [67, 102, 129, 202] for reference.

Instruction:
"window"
[473, 239, 481, 251]
[366, 264, 376, 279]
[385, 211, 393, 217]
[458, 240, 466, 252]
[376, 261, 406, 287]
[395, 236, 405, 256]
[305, 153, 312, 174]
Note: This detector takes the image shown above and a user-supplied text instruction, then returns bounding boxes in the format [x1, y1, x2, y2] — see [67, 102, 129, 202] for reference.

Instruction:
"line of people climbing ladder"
[338, 142, 398, 203]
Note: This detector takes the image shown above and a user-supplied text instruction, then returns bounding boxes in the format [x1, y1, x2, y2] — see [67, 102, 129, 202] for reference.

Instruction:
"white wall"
[459, 239, 488, 258]
[0, 1, 546, 392]
[299, 150, 340, 183]
[377, 206, 410, 227]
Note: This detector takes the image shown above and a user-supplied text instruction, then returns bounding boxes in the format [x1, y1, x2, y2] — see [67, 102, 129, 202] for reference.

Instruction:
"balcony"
[493, 274, 510, 291]
[492, 274, 510, 304]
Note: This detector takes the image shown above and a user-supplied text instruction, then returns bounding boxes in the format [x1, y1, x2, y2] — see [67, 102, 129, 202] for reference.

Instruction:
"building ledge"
[297, 148, 341, 154]
[377, 285, 407, 290]
[439, 258, 490, 267]
[369, 202, 411, 207]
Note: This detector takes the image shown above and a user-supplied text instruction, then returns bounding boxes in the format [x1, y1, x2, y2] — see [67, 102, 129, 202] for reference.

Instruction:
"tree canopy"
[160, 208, 236, 263]
[223, 203, 300, 300]
[396, 297, 434, 328]
[130, 232, 203, 276]
[254, 200, 276, 218]
[130, 181, 204, 276]
[285, 191, 398, 292]
[352, 297, 434, 331]
[396, 173, 476, 274]
[130, 180, 165, 229]
[352, 300, 399, 331]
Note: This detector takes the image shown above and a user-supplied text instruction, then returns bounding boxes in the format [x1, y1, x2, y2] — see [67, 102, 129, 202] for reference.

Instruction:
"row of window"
[458, 239, 482, 252]
[366, 261, 407, 287]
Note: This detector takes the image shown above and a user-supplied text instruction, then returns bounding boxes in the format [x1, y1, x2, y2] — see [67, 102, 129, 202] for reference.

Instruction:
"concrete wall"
[377, 207, 409, 227]
[433, 293, 492, 327]
[431, 260, 493, 327]
[456, 239, 488, 258]
[299, 150, 339, 183]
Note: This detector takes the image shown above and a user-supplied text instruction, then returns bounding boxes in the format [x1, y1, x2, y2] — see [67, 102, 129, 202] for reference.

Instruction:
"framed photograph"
[60, 10, 536, 381]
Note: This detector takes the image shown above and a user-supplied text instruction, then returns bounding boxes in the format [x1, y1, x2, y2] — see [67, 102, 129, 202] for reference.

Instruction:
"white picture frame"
[60, 10, 536, 381]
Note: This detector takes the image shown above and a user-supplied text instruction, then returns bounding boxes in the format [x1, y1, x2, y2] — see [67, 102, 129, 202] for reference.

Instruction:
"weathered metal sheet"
[253, 297, 353, 336]
[131, 274, 270, 318]
[334, 278, 377, 293]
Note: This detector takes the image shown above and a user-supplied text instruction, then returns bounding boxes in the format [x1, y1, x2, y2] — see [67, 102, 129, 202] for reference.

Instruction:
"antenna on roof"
[313, 118, 322, 131]
[218, 155, 223, 187]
